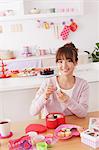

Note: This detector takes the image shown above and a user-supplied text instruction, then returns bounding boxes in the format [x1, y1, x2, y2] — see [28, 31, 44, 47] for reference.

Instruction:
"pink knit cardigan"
[30, 76, 89, 118]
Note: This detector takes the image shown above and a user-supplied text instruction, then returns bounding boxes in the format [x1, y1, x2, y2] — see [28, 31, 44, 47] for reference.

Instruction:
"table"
[0, 111, 99, 150]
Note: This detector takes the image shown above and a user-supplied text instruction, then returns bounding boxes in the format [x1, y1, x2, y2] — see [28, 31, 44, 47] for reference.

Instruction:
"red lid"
[25, 124, 47, 134]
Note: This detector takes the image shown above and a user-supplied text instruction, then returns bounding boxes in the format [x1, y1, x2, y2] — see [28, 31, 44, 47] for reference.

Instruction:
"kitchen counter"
[0, 77, 43, 92]
[0, 62, 99, 92]
[75, 62, 99, 83]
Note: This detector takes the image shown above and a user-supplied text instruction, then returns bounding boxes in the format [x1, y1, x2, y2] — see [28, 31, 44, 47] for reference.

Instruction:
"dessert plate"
[54, 124, 84, 140]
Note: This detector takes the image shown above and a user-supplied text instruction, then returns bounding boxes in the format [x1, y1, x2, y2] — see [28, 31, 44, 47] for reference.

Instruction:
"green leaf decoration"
[92, 53, 97, 58]
[96, 43, 99, 49]
[84, 42, 99, 62]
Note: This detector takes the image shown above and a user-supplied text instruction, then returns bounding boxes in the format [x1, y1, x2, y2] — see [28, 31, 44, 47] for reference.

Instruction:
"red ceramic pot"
[46, 112, 65, 129]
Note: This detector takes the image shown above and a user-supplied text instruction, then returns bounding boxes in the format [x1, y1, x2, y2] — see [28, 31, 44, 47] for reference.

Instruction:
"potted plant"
[84, 43, 99, 62]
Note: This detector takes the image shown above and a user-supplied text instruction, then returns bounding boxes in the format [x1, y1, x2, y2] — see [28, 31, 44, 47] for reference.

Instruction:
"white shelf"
[0, 0, 24, 18]
[2, 54, 55, 62]
[0, 0, 83, 22]
[0, 12, 83, 22]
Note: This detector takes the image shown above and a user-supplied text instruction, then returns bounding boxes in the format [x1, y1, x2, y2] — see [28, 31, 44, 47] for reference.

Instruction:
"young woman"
[30, 43, 89, 118]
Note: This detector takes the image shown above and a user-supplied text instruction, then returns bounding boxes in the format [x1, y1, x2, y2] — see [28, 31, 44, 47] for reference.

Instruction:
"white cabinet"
[0, 0, 83, 21]
[2, 55, 56, 69]
[0, 0, 24, 16]
[0, 88, 39, 121]
[24, 0, 83, 16]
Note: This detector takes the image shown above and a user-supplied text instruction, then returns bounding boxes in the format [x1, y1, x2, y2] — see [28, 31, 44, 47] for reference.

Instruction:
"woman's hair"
[56, 42, 78, 63]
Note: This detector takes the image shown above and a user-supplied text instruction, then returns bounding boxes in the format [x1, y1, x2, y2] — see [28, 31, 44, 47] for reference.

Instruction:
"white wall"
[0, 0, 98, 53]
[71, 0, 98, 52]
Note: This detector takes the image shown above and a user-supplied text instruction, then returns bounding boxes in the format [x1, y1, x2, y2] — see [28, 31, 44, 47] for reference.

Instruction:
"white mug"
[0, 119, 11, 137]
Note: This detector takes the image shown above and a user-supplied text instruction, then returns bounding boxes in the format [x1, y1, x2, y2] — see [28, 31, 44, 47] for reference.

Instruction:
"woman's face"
[57, 58, 77, 76]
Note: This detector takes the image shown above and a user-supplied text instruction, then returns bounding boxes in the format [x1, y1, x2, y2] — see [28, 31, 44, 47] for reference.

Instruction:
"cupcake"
[64, 131, 72, 137]
[57, 131, 65, 138]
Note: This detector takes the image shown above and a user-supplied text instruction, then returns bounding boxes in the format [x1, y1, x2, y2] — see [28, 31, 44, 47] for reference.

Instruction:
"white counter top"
[3, 54, 55, 62]
[75, 62, 99, 82]
[0, 62, 99, 92]
[0, 77, 43, 92]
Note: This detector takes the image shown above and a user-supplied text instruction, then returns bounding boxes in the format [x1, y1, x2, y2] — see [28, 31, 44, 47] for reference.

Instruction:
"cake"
[40, 68, 54, 75]
[0, 50, 15, 60]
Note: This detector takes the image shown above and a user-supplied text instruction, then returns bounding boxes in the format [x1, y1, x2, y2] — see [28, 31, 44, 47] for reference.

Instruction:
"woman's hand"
[44, 85, 56, 100]
[56, 90, 69, 103]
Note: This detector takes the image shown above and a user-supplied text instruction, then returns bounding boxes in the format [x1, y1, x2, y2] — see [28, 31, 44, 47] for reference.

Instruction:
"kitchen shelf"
[0, 13, 82, 22]
[2, 54, 55, 62]
[0, 0, 83, 22]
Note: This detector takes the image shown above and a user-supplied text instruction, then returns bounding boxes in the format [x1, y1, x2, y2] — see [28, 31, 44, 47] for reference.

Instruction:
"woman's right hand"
[44, 85, 56, 100]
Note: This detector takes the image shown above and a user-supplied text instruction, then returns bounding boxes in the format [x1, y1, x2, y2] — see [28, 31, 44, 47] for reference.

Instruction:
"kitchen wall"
[0, 0, 98, 53]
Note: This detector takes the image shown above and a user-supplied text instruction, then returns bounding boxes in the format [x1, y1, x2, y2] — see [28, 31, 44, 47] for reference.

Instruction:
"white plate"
[38, 73, 56, 78]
